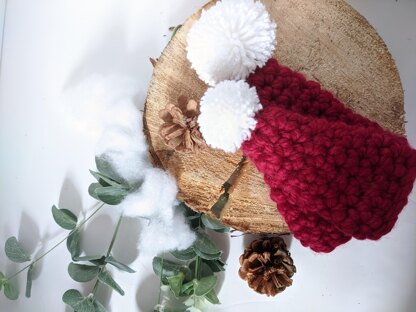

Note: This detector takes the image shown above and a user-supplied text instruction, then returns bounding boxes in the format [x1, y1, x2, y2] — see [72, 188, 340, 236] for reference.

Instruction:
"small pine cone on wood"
[239, 236, 296, 296]
[158, 95, 206, 153]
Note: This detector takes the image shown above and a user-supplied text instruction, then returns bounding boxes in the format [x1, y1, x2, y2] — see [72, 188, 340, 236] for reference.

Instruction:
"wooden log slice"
[143, 0, 405, 234]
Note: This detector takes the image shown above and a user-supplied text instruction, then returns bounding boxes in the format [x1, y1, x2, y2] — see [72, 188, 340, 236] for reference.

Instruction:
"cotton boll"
[138, 208, 196, 256]
[187, 0, 276, 85]
[198, 80, 262, 153]
[117, 168, 178, 218]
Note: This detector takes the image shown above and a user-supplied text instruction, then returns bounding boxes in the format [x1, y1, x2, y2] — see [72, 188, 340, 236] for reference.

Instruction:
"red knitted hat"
[241, 58, 416, 252]
[185, 0, 416, 253]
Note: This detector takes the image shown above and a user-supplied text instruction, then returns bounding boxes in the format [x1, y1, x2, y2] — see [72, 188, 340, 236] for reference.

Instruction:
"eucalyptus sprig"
[63, 214, 135, 312]
[0, 202, 105, 301]
[153, 205, 229, 312]
[0, 155, 135, 304]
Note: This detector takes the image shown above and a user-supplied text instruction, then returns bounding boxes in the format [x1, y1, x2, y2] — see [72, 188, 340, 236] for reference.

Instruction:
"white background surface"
[0, 0, 415, 311]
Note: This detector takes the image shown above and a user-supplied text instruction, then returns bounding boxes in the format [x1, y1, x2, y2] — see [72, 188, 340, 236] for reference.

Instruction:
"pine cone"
[159, 95, 206, 153]
[239, 236, 296, 296]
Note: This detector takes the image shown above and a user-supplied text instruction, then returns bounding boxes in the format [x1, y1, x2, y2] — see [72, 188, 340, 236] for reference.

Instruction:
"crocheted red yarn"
[242, 59, 416, 253]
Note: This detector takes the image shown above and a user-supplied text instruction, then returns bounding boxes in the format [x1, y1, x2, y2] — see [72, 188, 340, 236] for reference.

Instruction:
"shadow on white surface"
[58, 175, 83, 219]
[112, 217, 142, 265]
[136, 273, 161, 311]
[62, 25, 157, 112]
[16, 212, 53, 290]
[206, 230, 230, 298]
[82, 214, 114, 256]
[18, 212, 40, 255]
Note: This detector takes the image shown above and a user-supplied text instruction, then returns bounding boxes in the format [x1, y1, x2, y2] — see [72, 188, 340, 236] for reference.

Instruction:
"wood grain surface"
[143, 0, 405, 234]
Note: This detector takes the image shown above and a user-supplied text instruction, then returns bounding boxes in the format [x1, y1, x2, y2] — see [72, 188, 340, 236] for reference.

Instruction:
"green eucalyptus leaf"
[189, 260, 213, 278]
[179, 203, 202, 229]
[152, 257, 184, 278]
[89, 170, 122, 188]
[95, 155, 125, 184]
[0, 271, 4, 291]
[204, 289, 220, 304]
[52, 205, 78, 230]
[4, 280, 19, 300]
[181, 280, 194, 296]
[88, 182, 102, 200]
[194, 248, 222, 261]
[203, 259, 225, 272]
[5, 236, 31, 263]
[194, 232, 220, 255]
[210, 193, 229, 218]
[25, 263, 35, 298]
[68, 263, 100, 283]
[75, 298, 95, 312]
[89, 170, 110, 186]
[98, 270, 125, 296]
[95, 186, 129, 205]
[166, 272, 184, 298]
[180, 202, 196, 217]
[67, 229, 81, 260]
[201, 214, 229, 232]
[62, 289, 84, 307]
[213, 227, 230, 233]
[74, 255, 103, 262]
[194, 275, 217, 297]
[94, 299, 108, 312]
[62, 289, 95, 312]
[170, 247, 197, 261]
[186, 215, 201, 221]
[89, 256, 107, 266]
[106, 256, 135, 273]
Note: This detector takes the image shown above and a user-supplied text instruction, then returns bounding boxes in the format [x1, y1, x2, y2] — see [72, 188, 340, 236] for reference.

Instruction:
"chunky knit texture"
[242, 59, 416, 253]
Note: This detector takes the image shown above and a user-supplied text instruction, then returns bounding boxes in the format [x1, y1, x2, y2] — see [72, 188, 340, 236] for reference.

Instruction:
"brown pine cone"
[239, 236, 296, 296]
[158, 95, 206, 153]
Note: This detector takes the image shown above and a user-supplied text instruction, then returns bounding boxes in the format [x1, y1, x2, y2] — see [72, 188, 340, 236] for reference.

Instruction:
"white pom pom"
[198, 80, 262, 153]
[187, 0, 276, 86]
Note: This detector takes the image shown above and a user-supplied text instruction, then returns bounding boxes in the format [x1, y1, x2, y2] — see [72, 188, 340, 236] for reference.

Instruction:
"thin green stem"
[92, 213, 124, 297]
[106, 214, 123, 257]
[92, 277, 101, 296]
[195, 256, 201, 281]
[6, 203, 106, 280]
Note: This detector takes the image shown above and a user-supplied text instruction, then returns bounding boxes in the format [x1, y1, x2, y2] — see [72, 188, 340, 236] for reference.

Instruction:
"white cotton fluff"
[95, 109, 151, 184]
[198, 80, 262, 153]
[118, 168, 195, 255]
[118, 168, 178, 219]
[138, 209, 196, 256]
[186, 0, 276, 86]
[62, 74, 150, 184]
